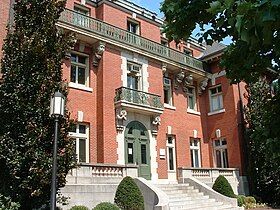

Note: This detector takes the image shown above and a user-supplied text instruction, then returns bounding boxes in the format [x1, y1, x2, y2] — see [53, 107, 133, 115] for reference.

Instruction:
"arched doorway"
[125, 121, 151, 180]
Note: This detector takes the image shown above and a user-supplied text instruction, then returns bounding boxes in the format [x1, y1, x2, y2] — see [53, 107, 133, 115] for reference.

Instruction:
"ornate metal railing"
[59, 9, 204, 71]
[115, 87, 164, 109]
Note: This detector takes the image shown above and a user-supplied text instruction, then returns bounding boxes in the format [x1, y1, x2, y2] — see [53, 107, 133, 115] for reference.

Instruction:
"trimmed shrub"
[93, 202, 119, 210]
[114, 176, 144, 210]
[212, 175, 235, 198]
[244, 196, 257, 209]
[69, 206, 89, 210]
[237, 195, 246, 207]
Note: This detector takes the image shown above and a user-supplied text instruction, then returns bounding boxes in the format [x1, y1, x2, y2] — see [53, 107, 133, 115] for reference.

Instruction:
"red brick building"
[0, 0, 248, 195]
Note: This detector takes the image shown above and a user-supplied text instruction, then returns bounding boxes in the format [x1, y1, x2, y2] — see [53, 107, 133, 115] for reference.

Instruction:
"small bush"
[114, 176, 144, 210]
[244, 196, 256, 204]
[212, 175, 235, 198]
[237, 195, 246, 207]
[69, 206, 89, 210]
[93, 202, 119, 210]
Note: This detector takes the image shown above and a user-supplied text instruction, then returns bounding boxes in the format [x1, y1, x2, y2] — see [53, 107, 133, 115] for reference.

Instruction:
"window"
[213, 139, 229, 168]
[74, 5, 90, 27]
[209, 85, 223, 112]
[184, 48, 193, 56]
[186, 87, 196, 110]
[69, 124, 90, 163]
[161, 39, 169, 47]
[127, 20, 140, 34]
[167, 136, 176, 171]
[163, 77, 173, 105]
[190, 138, 201, 167]
[127, 62, 141, 90]
[70, 53, 89, 87]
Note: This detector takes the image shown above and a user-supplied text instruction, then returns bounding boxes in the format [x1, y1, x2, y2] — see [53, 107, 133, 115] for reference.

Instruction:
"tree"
[0, 0, 76, 209]
[161, 0, 280, 206]
[161, 0, 280, 83]
[245, 79, 280, 206]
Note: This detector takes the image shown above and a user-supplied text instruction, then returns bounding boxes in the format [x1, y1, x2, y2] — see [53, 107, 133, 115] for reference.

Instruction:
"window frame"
[126, 61, 142, 90]
[163, 77, 173, 106]
[70, 52, 90, 88]
[166, 135, 176, 172]
[69, 123, 90, 163]
[186, 86, 197, 111]
[190, 138, 201, 168]
[209, 85, 223, 112]
[127, 19, 140, 35]
[213, 138, 229, 168]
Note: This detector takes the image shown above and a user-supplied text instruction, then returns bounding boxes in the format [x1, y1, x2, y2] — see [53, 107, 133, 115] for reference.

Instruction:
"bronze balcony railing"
[59, 9, 204, 71]
[115, 87, 164, 110]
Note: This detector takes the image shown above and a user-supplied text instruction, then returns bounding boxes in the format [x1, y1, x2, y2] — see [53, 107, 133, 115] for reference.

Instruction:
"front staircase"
[156, 183, 241, 210]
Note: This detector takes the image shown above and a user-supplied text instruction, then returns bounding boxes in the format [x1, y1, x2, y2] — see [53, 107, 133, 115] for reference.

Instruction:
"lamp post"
[50, 91, 65, 210]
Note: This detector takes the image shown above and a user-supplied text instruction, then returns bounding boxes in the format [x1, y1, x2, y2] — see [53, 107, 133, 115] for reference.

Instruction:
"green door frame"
[125, 121, 151, 180]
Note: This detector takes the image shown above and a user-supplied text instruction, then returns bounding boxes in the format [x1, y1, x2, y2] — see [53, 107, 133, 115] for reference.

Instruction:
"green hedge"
[93, 202, 119, 210]
[212, 175, 235, 198]
[114, 176, 144, 210]
[237, 195, 246, 207]
[69, 205, 89, 210]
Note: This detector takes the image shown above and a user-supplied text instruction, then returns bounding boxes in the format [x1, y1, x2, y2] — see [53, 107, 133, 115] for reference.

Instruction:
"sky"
[128, 0, 232, 45]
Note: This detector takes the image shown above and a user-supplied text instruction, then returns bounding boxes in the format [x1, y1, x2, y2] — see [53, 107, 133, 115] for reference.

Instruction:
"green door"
[125, 121, 151, 180]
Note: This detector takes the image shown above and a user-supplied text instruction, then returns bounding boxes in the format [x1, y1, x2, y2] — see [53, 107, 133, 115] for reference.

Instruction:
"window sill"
[164, 104, 176, 110]
[187, 109, 201, 116]
[69, 82, 93, 92]
[208, 108, 225, 116]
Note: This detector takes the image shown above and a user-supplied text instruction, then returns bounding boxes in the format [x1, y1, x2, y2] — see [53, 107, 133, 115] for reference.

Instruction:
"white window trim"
[69, 82, 93, 92]
[187, 109, 201, 115]
[166, 136, 176, 172]
[213, 138, 228, 168]
[70, 51, 90, 88]
[190, 138, 201, 168]
[69, 124, 90, 163]
[164, 103, 176, 110]
[207, 108, 225, 116]
[209, 85, 223, 112]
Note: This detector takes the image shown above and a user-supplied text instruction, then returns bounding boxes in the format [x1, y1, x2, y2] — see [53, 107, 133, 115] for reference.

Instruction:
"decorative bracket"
[116, 109, 127, 132]
[151, 116, 161, 136]
[198, 78, 209, 95]
[162, 63, 167, 75]
[65, 37, 78, 59]
[93, 41, 106, 67]
[174, 70, 185, 89]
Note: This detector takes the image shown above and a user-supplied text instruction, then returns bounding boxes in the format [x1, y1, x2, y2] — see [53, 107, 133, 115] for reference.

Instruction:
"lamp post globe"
[50, 91, 65, 210]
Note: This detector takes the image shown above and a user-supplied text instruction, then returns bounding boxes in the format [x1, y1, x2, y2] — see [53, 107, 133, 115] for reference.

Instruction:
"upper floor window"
[186, 87, 196, 110]
[213, 139, 228, 168]
[70, 53, 89, 87]
[161, 39, 169, 47]
[73, 5, 90, 27]
[127, 62, 141, 90]
[127, 20, 140, 34]
[69, 123, 90, 163]
[163, 77, 173, 105]
[184, 48, 193, 56]
[190, 138, 201, 168]
[74, 5, 90, 16]
[209, 85, 223, 112]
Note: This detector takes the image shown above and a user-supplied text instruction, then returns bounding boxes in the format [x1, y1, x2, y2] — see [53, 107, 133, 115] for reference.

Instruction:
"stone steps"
[156, 183, 239, 210]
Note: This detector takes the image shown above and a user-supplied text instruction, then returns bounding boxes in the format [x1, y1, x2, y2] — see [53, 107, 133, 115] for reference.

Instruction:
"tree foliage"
[245, 79, 280, 206]
[161, 0, 280, 83]
[0, 0, 76, 209]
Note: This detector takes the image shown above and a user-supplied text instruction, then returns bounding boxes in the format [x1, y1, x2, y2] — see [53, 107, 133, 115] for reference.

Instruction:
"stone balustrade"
[58, 9, 204, 72]
[67, 163, 138, 184]
[178, 167, 240, 194]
